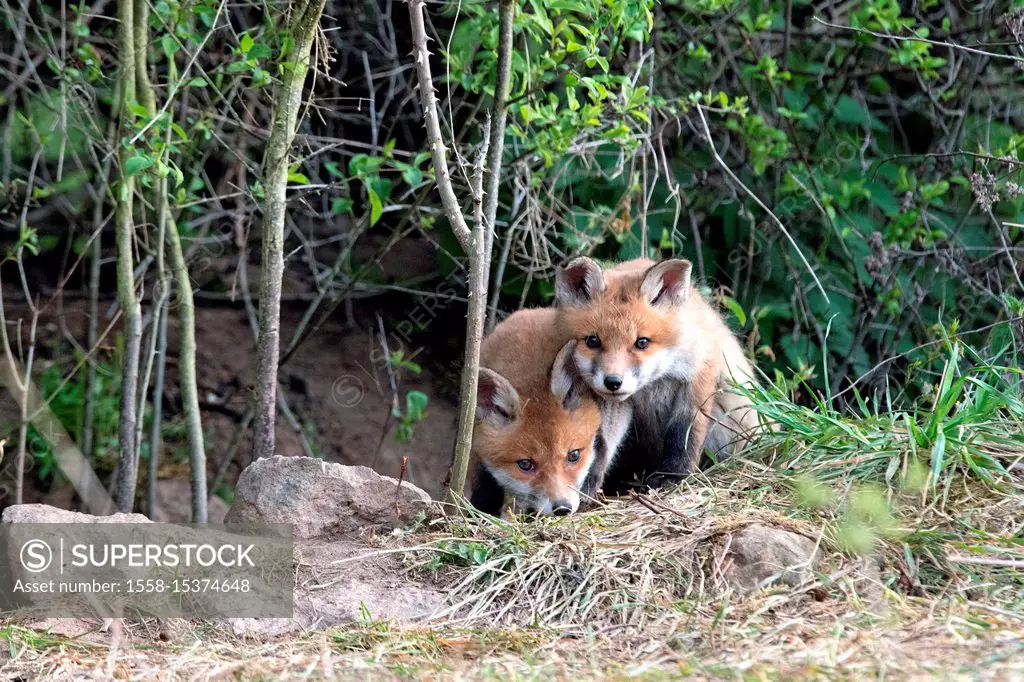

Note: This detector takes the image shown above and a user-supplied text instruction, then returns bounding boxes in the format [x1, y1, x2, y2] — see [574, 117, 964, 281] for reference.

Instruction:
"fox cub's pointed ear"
[477, 368, 520, 426]
[641, 259, 692, 307]
[555, 257, 606, 307]
[550, 340, 586, 411]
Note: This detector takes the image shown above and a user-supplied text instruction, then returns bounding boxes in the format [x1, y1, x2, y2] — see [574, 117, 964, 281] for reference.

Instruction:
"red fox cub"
[468, 308, 604, 516]
[555, 257, 764, 486]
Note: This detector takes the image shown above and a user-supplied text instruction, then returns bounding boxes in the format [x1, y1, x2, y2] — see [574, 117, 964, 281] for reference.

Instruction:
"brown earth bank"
[0, 294, 460, 516]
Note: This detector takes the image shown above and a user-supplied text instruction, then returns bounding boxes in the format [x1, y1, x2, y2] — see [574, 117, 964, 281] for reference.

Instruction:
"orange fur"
[555, 257, 769, 483]
[468, 308, 603, 515]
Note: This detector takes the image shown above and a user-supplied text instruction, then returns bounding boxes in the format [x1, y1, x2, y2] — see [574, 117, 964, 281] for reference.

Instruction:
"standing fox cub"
[555, 257, 766, 486]
[468, 308, 604, 516]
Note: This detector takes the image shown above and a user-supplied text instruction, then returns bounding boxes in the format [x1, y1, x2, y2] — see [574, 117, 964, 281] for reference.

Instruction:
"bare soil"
[183, 304, 459, 500]
[0, 296, 459, 514]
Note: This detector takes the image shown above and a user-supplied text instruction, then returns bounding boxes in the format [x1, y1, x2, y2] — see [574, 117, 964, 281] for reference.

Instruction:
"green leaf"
[331, 197, 353, 215]
[324, 161, 346, 179]
[401, 166, 423, 187]
[161, 34, 177, 58]
[368, 187, 383, 225]
[123, 155, 154, 176]
[658, 227, 673, 250]
[187, 77, 208, 88]
[248, 43, 272, 60]
[239, 33, 254, 55]
[225, 61, 251, 74]
[721, 296, 747, 327]
[929, 430, 946, 491]
[287, 170, 310, 185]
[405, 390, 429, 420]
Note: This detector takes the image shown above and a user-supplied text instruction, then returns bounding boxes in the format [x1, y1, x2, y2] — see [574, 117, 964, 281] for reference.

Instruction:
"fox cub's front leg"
[646, 411, 710, 488]
[581, 400, 633, 502]
[645, 373, 716, 489]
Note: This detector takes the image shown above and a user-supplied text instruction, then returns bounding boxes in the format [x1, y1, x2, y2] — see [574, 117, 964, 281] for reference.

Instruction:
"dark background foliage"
[0, 0, 1021, 506]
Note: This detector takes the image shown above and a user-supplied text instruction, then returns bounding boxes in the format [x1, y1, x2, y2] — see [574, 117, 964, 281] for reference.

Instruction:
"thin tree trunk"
[143, 117, 170, 521]
[131, 0, 159, 483]
[448, 118, 490, 508]
[131, 2, 209, 521]
[82, 222, 102, 460]
[407, 0, 512, 508]
[148, 302, 168, 519]
[481, 0, 515, 276]
[82, 116, 117, 461]
[13, 290, 37, 507]
[165, 224, 208, 521]
[482, 0, 514, 336]
[113, 0, 143, 513]
[251, 0, 326, 462]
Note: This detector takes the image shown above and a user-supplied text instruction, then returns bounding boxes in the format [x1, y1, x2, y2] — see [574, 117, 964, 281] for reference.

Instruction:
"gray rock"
[229, 539, 447, 637]
[722, 523, 820, 591]
[2, 504, 150, 524]
[5, 489, 446, 636]
[225, 456, 435, 540]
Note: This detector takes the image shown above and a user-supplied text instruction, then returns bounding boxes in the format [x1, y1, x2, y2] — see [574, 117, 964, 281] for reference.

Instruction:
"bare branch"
[407, 0, 473, 254]
[695, 105, 829, 303]
[813, 18, 1024, 65]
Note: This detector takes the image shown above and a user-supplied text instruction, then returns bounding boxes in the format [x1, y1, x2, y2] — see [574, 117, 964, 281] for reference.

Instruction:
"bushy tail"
[705, 338, 777, 457]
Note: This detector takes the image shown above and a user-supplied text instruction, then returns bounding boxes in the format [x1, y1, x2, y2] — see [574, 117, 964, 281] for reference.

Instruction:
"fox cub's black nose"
[603, 375, 623, 391]
[552, 503, 573, 516]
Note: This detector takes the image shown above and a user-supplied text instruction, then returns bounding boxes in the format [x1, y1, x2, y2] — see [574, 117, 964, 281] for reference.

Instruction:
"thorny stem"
[407, 0, 474, 256]
[407, 0, 503, 508]
[251, 0, 327, 462]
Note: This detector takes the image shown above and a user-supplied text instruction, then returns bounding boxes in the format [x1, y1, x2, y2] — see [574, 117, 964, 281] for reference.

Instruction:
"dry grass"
[3, 459, 1022, 680]
[3, 347, 1022, 679]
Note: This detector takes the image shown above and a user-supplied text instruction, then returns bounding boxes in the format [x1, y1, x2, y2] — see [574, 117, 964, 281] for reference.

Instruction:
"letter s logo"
[20, 540, 52, 573]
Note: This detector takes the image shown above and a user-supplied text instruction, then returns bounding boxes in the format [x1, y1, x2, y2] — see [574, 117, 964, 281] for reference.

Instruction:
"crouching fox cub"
[468, 308, 606, 516]
[555, 257, 768, 486]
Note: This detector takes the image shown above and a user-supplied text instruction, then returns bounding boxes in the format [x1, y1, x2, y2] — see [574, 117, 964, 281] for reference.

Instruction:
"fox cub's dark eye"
[634, 337, 651, 350]
[517, 459, 535, 472]
[567, 449, 581, 463]
[584, 335, 602, 349]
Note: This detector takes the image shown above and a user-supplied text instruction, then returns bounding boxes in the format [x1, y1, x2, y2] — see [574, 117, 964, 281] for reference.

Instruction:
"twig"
[486, 182, 526, 333]
[481, 0, 515, 274]
[694, 105, 829, 303]
[947, 554, 1024, 569]
[813, 17, 1024, 64]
